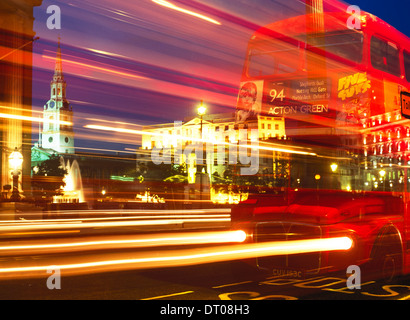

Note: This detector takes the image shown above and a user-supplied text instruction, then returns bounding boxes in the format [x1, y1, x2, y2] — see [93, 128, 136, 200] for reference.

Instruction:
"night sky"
[350, 0, 410, 37]
[30, 0, 410, 153]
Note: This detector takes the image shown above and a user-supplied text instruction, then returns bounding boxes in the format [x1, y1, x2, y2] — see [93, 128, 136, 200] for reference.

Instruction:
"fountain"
[52, 157, 85, 204]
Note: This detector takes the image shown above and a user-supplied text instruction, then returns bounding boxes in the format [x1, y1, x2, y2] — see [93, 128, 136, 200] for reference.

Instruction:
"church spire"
[53, 35, 64, 82]
[41, 36, 75, 154]
[50, 36, 68, 104]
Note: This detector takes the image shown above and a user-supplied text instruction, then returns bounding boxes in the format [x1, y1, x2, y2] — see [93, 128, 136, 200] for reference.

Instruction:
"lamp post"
[0, 37, 39, 61]
[197, 101, 206, 207]
[9, 148, 23, 201]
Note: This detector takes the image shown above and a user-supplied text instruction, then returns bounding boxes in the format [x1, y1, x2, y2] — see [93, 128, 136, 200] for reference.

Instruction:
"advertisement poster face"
[235, 80, 264, 123]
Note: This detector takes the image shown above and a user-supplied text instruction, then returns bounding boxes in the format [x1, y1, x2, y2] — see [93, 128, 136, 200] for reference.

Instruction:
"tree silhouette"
[32, 154, 67, 198]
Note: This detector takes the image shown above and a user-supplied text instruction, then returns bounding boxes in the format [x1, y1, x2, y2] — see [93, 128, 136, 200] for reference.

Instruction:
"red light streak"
[42, 54, 148, 81]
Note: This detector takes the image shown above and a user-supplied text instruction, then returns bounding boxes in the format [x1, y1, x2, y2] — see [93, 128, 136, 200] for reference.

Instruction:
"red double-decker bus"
[232, 10, 410, 282]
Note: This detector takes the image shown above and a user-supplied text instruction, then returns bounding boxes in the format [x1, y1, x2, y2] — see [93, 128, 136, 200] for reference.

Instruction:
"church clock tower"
[41, 37, 74, 154]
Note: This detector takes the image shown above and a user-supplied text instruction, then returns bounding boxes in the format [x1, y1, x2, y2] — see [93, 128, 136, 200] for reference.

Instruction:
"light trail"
[0, 111, 72, 126]
[2, 208, 231, 222]
[0, 236, 352, 279]
[85, 124, 162, 137]
[42, 54, 148, 81]
[86, 48, 127, 59]
[152, 0, 221, 25]
[0, 230, 247, 255]
[0, 216, 231, 232]
[0, 213, 230, 224]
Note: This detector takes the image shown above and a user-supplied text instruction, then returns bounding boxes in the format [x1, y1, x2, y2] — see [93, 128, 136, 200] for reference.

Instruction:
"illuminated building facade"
[137, 113, 287, 203]
[362, 108, 408, 192]
[139, 113, 286, 180]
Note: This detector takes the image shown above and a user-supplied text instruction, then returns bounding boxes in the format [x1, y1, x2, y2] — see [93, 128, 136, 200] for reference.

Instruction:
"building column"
[0, 0, 42, 198]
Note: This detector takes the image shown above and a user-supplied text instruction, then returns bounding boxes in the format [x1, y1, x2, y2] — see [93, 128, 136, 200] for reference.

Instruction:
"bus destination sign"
[266, 78, 331, 116]
[401, 91, 410, 119]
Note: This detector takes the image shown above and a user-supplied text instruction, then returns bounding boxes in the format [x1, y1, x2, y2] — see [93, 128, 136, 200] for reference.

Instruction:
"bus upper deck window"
[403, 50, 410, 82]
[306, 31, 363, 64]
[371, 36, 400, 76]
[247, 40, 299, 76]
[248, 48, 276, 76]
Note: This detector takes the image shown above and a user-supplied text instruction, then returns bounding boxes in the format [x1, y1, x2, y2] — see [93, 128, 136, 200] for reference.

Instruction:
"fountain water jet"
[53, 158, 84, 204]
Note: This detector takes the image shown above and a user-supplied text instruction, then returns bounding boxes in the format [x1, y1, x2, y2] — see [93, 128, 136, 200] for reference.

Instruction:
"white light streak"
[152, 0, 221, 25]
[0, 112, 72, 126]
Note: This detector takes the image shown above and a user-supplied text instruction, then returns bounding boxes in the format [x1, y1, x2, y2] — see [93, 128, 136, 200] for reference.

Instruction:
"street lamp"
[379, 169, 386, 191]
[197, 101, 206, 207]
[197, 100, 206, 168]
[197, 101, 206, 119]
[330, 163, 338, 190]
[9, 148, 23, 201]
[197, 99, 207, 149]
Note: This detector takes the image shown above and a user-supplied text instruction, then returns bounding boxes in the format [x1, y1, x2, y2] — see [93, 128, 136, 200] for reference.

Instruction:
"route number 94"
[270, 88, 285, 102]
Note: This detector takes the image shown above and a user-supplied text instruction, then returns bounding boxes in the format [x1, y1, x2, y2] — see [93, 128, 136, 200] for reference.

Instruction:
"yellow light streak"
[152, 0, 221, 25]
[2, 230, 80, 236]
[0, 217, 230, 232]
[85, 124, 152, 136]
[0, 230, 246, 254]
[0, 213, 230, 226]
[0, 209, 230, 221]
[0, 236, 352, 279]
[0, 112, 72, 126]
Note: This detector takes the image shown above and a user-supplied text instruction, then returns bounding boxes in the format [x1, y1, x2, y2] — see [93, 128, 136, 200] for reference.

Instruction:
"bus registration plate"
[271, 268, 304, 278]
